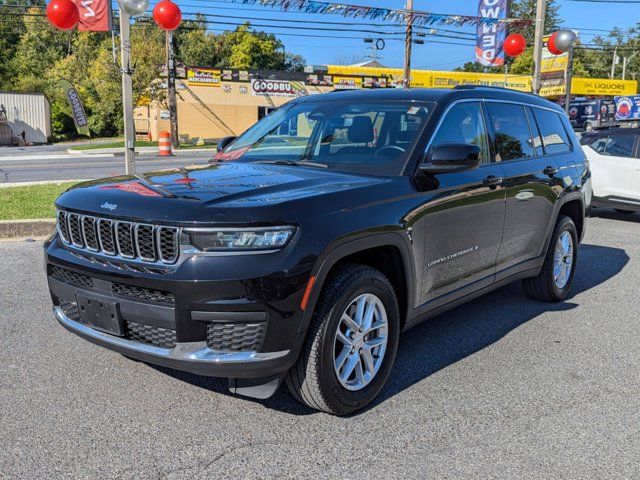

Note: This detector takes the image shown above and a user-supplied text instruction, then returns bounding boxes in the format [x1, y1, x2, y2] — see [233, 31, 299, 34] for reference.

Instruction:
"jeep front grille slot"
[97, 219, 116, 255]
[115, 221, 135, 258]
[57, 210, 70, 244]
[56, 210, 180, 264]
[67, 213, 84, 247]
[81, 216, 99, 251]
[158, 227, 179, 263]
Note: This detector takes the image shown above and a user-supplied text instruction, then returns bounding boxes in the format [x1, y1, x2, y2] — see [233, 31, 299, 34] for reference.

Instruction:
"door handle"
[543, 165, 559, 176]
[483, 175, 503, 188]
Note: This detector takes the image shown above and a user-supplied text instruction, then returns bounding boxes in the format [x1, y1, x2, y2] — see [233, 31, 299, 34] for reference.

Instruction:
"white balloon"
[118, 0, 149, 17]
[555, 29, 578, 52]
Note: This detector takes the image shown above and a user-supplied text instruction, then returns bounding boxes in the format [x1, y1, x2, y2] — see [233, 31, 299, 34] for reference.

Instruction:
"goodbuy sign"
[475, 0, 506, 67]
[250, 79, 297, 97]
[72, 0, 111, 31]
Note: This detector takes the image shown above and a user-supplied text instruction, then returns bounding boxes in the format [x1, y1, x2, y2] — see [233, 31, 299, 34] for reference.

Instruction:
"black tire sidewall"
[316, 272, 400, 413]
[547, 216, 578, 300]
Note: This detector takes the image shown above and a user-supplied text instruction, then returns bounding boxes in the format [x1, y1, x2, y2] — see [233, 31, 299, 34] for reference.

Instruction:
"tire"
[286, 264, 400, 415]
[523, 215, 578, 302]
[614, 208, 635, 214]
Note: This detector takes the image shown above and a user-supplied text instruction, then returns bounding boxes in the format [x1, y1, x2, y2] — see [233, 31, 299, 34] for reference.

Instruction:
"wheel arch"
[299, 232, 416, 334]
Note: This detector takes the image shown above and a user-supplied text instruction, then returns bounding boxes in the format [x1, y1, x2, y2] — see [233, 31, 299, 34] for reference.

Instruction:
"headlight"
[186, 226, 295, 252]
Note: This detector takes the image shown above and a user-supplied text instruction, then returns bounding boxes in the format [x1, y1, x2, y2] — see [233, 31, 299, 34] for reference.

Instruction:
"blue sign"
[476, 0, 507, 67]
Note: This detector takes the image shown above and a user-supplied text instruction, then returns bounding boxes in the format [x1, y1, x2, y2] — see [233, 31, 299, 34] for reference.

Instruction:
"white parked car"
[580, 128, 640, 214]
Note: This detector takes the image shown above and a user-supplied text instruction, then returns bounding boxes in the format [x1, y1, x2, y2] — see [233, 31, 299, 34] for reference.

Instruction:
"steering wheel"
[374, 145, 405, 156]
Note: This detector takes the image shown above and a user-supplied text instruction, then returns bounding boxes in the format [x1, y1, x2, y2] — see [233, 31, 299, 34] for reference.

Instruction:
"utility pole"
[610, 46, 618, 78]
[403, 0, 413, 87]
[622, 52, 637, 80]
[119, 8, 135, 174]
[165, 31, 179, 149]
[531, 0, 546, 94]
[563, 47, 575, 114]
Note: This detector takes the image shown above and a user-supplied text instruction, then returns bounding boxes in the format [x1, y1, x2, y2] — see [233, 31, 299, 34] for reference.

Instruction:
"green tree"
[510, 0, 561, 40]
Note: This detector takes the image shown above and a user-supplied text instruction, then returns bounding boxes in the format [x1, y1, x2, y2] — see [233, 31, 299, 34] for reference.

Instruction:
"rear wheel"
[523, 215, 578, 302]
[286, 264, 400, 415]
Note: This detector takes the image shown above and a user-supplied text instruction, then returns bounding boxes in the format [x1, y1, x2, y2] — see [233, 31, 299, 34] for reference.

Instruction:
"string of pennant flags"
[234, 0, 532, 28]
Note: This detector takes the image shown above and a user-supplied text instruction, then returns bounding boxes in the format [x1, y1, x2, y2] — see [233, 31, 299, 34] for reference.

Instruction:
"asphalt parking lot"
[1, 211, 639, 479]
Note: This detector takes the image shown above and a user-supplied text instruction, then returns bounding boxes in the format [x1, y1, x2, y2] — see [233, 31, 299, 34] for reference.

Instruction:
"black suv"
[46, 87, 589, 415]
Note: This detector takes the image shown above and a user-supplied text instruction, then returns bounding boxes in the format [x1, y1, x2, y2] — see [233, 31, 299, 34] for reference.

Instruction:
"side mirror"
[421, 143, 482, 174]
[217, 136, 237, 152]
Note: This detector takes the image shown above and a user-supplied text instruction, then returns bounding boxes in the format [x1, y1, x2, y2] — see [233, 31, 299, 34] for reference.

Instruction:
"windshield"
[215, 99, 434, 176]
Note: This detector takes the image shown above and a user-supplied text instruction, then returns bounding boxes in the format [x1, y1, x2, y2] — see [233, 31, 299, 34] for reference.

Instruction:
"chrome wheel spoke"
[336, 329, 352, 347]
[341, 313, 359, 333]
[361, 347, 375, 375]
[340, 353, 359, 383]
[365, 336, 386, 349]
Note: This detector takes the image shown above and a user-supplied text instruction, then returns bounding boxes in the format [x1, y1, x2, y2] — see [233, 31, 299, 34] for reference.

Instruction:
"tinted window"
[525, 107, 544, 156]
[429, 102, 490, 163]
[216, 100, 434, 176]
[589, 134, 636, 158]
[486, 103, 535, 161]
[532, 108, 572, 154]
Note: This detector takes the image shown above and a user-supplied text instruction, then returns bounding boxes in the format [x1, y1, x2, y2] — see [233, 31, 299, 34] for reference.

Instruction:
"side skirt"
[404, 257, 544, 331]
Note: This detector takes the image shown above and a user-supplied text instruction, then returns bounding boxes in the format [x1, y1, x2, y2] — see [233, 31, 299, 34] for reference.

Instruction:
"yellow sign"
[540, 78, 638, 97]
[541, 34, 569, 73]
[187, 68, 221, 87]
[326, 65, 532, 92]
[333, 76, 362, 89]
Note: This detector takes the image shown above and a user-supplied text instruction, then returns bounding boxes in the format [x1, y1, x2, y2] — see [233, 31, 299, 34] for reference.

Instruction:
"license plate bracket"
[76, 293, 124, 336]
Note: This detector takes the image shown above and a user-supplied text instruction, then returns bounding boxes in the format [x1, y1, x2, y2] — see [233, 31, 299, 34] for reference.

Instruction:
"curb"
[0, 219, 56, 239]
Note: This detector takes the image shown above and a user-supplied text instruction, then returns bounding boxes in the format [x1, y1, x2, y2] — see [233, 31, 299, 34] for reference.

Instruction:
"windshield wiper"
[257, 160, 328, 169]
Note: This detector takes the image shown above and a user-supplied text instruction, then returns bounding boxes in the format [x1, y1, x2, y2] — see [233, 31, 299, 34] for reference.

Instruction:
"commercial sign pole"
[564, 47, 575, 114]
[403, 0, 413, 87]
[532, 0, 546, 94]
[166, 31, 179, 148]
[119, 7, 136, 174]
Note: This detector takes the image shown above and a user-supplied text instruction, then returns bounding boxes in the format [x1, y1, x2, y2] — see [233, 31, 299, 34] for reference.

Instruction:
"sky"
[145, 0, 639, 71]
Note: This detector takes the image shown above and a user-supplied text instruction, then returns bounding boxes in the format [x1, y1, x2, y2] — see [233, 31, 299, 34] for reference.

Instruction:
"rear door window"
[486, 103, 535, 161]
[532, 108, 572, 155]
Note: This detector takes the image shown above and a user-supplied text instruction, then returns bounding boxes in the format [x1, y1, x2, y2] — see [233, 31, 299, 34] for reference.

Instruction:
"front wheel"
[523, 215, 578, 302]
[286, 264, 400, 415]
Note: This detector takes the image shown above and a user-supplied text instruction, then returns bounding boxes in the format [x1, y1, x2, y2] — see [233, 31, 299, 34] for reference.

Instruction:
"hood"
[55, 162, 388, 224]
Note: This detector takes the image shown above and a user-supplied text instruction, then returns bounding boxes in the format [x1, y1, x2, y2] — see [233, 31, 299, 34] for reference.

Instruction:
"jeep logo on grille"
[100, 202, 118, 211]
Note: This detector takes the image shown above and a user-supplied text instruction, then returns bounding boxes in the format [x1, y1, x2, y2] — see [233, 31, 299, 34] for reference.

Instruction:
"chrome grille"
[158, 227, 179, 263]
[67, 213, 84, 247]
[56, 210, 180, 264]
[81, 216, 99, 251]
[57, 210, 70, 244]
[115, 222, 135, 258]
[97, 219, 116, 255]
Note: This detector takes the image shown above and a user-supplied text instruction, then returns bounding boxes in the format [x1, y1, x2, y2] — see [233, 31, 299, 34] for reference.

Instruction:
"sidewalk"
[67, 146, 215, 157]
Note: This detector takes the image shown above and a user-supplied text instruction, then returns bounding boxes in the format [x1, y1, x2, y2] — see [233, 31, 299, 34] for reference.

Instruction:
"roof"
[295, 86, 565, 112]
[581, 127, 640, 138]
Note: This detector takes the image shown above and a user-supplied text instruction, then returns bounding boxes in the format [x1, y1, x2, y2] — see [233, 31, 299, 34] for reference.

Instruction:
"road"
[0, 145, 211, 184]
[1, 212, 639, 478]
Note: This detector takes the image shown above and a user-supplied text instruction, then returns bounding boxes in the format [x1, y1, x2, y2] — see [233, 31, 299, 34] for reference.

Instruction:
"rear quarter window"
[532, 108, 572, 155]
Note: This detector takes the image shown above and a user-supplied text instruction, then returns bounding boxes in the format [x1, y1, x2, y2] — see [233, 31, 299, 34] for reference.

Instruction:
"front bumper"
[45, 232, 315, 382]
[54, 306, 297, 378]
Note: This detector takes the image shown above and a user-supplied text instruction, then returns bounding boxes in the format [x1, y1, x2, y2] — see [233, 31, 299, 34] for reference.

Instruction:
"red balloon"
[153, 0, 182, 31]
[547, 32, 563, 55]
[46, 0, 79, 30]
[504, 33, 527, 57]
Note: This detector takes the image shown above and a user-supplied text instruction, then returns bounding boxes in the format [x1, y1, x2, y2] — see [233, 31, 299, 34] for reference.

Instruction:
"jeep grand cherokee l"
[46, 87, 589, 415]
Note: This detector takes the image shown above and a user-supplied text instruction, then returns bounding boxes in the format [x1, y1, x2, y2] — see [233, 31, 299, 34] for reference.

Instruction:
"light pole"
[117, 0, 149, 174]
[622, 52, 638, 80]
[531, 0, 546, 94]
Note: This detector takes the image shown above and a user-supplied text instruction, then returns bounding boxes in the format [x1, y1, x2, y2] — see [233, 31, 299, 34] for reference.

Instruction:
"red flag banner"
[73, 0, 112, 32]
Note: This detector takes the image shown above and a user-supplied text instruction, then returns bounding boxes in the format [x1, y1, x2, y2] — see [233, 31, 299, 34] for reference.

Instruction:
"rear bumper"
[54, 305, 301, 379]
